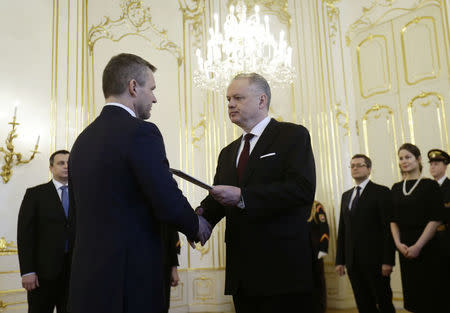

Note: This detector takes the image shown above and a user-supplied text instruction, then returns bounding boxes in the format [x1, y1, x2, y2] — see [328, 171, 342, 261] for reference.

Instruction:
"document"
[170, 168, 213, 190]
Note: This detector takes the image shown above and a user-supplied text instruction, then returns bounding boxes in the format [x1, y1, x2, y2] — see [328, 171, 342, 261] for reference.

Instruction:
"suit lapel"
[357, 180, 372, 206]
[240, 119, 279, 186]
[225, 137, 242, 186]
[343, 190, 352, 213]
[46, 181, 67, 221]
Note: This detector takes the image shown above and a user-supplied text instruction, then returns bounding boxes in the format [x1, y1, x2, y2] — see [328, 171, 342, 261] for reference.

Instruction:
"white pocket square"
[260, 152, 276, 159]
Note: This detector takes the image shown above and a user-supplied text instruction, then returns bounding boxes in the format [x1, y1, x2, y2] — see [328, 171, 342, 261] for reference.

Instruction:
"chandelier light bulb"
[193, 0, 295, 91]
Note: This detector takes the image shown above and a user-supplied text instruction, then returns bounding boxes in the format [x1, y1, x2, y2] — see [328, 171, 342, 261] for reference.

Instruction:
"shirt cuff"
[236, 195, 245, 209]
[22, 272, 36, 277]
[318, 251, 328, 259]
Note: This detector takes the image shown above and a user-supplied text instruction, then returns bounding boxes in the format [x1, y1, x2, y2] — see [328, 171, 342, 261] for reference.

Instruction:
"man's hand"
[170, 266, 180, 287]
[209, 185, 241, 206]
[395, 242, 409, 257]
[22, 273, 39, 291]
[405, 244, 421, 259]
[196, 215, 212, 246]
[381, 264, 393, 276]
[335, 265, 346, 276]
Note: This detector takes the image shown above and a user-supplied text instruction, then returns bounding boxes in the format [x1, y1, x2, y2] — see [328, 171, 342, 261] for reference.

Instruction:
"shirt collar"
[437, 175, 447, 186]
[52, 179, 67, 190]
[105, 102, 136, 118]
[355, 177, 370, 192]
[242, 116, 271, 139]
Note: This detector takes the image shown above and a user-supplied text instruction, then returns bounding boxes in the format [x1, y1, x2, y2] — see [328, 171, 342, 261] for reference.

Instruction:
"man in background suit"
[197, 73, 316, 313]
[335, 154, 396, 313]
[68, 53, 211, 313]
[17, 149, 74, 313]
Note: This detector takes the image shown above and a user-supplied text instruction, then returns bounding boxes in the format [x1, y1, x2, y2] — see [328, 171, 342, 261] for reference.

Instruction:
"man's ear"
[128, 79, 138, 97]
[258, 94, 268, 109]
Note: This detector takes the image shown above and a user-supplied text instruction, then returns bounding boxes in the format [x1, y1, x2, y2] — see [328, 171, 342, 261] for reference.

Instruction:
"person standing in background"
[17, 150, 74, 313]
[308, 201, 329, 313]
[390, 143, 446, 312]
[336, 154, 396, 313]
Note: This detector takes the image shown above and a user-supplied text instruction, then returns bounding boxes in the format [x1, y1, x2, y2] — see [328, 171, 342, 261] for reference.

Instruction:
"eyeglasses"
[349, 163, 367, 169]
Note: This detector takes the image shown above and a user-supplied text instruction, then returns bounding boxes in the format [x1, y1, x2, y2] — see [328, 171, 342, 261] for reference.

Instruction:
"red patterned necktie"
[237, 133, 255, 183]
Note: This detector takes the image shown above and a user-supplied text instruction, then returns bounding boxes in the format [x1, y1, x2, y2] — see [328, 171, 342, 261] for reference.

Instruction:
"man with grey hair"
[196, 73, 316, 312]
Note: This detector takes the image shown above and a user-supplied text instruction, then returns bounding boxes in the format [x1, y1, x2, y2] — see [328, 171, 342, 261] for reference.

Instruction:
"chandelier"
[193, 1, 295, 91]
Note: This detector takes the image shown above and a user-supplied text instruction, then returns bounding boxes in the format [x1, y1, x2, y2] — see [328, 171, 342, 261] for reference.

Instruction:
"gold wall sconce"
[0, 108, 40, 183]
[0, 237, 17, 256]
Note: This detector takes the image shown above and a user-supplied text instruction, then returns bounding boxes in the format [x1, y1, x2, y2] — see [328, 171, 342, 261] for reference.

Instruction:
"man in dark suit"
[68, 53, 211, 313]
[17, 149, 74, 313]
[335, 154, 396, 313]
[196, 73, 316, 313]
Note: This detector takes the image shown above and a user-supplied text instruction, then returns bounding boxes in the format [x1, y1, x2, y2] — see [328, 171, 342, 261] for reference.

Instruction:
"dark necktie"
[60, 185, 69, 218]
[60, 185, 69, 252]
[237, 133, 254, 183]
[350, 186, 361, 211]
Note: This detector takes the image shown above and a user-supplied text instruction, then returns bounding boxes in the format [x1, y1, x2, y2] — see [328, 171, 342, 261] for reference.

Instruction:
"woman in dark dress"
[390, 143, 445, 312]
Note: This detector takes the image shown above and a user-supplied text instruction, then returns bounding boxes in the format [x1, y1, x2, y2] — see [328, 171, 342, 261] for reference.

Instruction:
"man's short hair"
[232, 73, 271, 107]
[351, 154, 372, 169]
[102, 53, 157, 98]
[49, 150, 70, 166]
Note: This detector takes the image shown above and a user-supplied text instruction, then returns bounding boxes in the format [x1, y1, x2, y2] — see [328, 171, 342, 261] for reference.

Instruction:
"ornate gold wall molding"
[227, 0, 291, 26]
[0, 237, 17, 256]
[323, 0, 340, 44]
[346, 0, 441, 46]
[335, 106, 350, 136]
[407, 92, 449, 149]
[362, 104, 399, 179]
[401, 16, 441, 85]
[88, 0, 183, 66]
[357, 34, 391, 98]
[193, 276, 215, 301]
[178, 0, 205, 48]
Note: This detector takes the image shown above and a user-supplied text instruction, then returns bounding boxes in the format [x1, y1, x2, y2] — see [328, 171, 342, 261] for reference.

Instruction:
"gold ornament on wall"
[179, 0, 205, 49]
[345, 0, 437, 46]
[0, 237, 17, 256]
[88, 0, 183, 66]
[0, 108, 40, 184]
[323, 0, 340, 44]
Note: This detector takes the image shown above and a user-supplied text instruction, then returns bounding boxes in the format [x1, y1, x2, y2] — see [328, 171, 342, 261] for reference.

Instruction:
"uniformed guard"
[308, 201, 330, 313]
[428, 149, 450, 288]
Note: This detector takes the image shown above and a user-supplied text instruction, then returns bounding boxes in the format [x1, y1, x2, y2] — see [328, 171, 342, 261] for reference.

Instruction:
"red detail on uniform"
[320, 234, 329, 242]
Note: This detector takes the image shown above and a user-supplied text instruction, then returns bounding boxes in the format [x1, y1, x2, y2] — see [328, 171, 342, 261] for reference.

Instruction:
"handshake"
[191, 207, 212, 248]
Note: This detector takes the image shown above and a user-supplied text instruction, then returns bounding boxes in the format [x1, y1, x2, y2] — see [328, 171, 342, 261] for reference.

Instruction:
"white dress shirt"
[235, 116, 271, 166]
[52, 179, 68, 200]
[105, 102, 136, 117]
[348, 177, 370, 209]
[437, 175, 447, 186]
[235, 116, 271, 209]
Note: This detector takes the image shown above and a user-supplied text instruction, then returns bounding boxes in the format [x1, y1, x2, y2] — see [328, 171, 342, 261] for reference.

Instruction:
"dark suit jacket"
[68, 106, 199, 313]
[201, 118, 316, 296]
[335, 181, 395, 270]
[440, 177, 450, 219]
[160, 225, 180, 311]
[17, 181, 75, 280]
